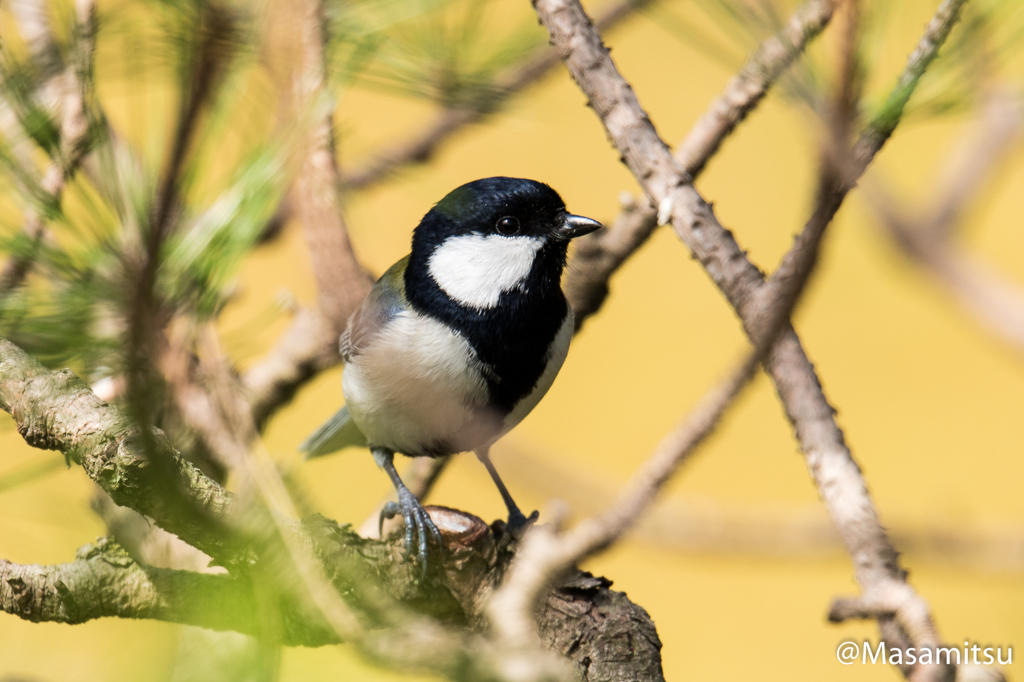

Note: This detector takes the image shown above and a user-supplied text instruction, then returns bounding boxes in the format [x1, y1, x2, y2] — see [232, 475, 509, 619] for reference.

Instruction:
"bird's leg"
[375, 447, 442, 576]
[475, 447, 538, 533]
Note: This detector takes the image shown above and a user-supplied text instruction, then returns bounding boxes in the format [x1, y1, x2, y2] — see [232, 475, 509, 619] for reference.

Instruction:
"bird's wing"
[302, 256, 411, 459]
[299, 405, 367, 458]
[340, 255, 411, 362]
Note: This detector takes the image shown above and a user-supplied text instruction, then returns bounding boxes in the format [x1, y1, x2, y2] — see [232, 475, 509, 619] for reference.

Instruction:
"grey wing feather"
[300, 405, 368, 459]
[304, 256, 411, 459]
[341, 255, 410, 361]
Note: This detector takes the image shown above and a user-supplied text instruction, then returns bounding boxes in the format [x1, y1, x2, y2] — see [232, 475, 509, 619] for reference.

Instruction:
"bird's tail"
[299, 405, 368, 459]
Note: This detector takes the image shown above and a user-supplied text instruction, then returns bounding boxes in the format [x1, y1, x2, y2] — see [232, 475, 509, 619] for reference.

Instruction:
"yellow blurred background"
[2, 0, 1023, 680]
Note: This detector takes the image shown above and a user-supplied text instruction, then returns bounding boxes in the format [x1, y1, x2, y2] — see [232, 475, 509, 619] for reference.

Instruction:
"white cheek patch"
[428, 234, 543, 309]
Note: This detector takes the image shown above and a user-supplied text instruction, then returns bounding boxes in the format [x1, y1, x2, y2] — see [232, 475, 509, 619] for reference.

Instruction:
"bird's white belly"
[342, 311, 491, 456]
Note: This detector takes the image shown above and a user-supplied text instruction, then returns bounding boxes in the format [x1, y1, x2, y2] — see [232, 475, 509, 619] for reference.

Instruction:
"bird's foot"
[379, 486, 443, 577]
[505, 509, 539, 539]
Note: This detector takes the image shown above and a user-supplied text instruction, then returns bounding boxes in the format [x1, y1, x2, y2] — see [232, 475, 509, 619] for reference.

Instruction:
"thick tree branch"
[0, 537, 336, 645]
[1, 336, 662, 679]
[564, 0, 836, 328]
[0, 513, 660, 680]
[0, 338, 238, 562]
[530, 0, 967, 679]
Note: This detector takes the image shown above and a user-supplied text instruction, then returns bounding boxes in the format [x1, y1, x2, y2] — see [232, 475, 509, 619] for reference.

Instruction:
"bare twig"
[498, 444, 1024, 572]
[867, 90, 1024, 357]
[491, 55, 849, 648]
[242, 0, 375, 426]
[242, 308, 341, 426]
[121, 3, 239, 491]
[338, 0, 651, 191]
[564, 0, 836, 327]
[490, 2, 863, 636]
[525, 1, 969, 680]
[675, 0, 837, 176]
[294, 0, 374, 336]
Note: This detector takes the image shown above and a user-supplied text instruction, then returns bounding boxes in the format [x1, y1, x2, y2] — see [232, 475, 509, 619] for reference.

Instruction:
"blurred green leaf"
[326, 0, 546, 108]
[161, 144, 288, 318]
[864, 0, 1024, 125]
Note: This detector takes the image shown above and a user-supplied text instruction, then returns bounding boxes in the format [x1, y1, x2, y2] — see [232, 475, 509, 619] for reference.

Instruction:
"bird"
[300, 176, 601, 572]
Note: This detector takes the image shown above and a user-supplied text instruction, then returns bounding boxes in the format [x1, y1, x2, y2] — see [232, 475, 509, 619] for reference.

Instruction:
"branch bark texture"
[532, 0, 967, 679]
[0, 338, 238, 562]
[0, 537, 295, 638]
[1, 338, 663, 680]
[564, 0, 835, 327]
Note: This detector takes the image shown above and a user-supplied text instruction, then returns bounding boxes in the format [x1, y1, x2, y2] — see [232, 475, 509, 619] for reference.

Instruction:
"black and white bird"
[300, 177, 601, 570]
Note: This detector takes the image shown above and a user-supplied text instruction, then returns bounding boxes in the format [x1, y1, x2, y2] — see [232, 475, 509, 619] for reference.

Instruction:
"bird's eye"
[496, 216, 520, 236]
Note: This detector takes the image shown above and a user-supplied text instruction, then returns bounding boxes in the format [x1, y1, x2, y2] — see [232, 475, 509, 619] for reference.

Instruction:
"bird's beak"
[555, 213, 603, 240]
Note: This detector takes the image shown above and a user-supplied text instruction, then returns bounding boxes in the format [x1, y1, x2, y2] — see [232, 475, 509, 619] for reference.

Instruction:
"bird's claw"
[379, 487, 443, 577]
[505, 509, 539, 539]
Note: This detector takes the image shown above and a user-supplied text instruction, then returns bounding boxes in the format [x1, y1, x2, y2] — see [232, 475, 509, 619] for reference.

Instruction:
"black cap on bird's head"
[411, 177, 602, 254]
[406, 177, 602, 317]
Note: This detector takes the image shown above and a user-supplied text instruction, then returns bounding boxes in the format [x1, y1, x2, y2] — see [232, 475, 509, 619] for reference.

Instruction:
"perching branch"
[564, 0, 836, 328]
[528, 0, 968, 680]
[1, 335, 664, 679]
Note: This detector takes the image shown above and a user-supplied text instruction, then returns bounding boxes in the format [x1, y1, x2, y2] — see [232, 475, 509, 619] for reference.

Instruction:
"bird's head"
[408, 177, 601, 311]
